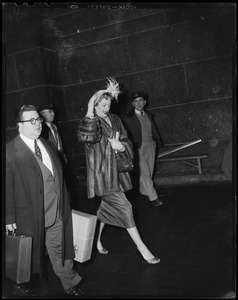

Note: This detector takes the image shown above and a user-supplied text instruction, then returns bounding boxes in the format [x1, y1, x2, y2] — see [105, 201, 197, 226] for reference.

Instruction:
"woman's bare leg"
[96, 221, 106, 251]
[127, 226, 155, 260]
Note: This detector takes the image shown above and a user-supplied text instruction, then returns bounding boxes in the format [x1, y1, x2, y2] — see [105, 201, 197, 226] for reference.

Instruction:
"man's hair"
[14, 104, 37, 126]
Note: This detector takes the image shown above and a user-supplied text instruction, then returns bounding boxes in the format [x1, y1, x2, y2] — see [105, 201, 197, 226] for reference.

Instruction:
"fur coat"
[77, 113, 133, 198]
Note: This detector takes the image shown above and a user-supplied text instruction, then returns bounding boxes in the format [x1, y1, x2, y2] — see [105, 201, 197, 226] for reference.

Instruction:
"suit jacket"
[41, 121, 66, 164]
[6, 135, 75, 275]
[122, 110, 163, 149]
[41, 121, 64, 151]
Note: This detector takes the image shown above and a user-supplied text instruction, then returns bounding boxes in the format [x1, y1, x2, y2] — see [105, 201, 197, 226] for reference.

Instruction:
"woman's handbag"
[115, 147, 134, 172]
[5, 232, 32, 284]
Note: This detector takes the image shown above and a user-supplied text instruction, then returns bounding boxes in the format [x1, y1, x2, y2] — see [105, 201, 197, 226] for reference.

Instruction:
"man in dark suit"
[122, 91, 164, 207]
[5, 104, 84, 297]
[39, 104, 75, 199]
[39, 104, 67, 165]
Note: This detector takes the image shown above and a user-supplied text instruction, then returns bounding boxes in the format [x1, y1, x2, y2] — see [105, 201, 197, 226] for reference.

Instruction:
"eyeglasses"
[19, 117, 43, 125]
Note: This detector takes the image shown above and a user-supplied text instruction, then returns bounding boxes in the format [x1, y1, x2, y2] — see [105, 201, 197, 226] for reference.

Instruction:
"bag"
[115, 147, 134, 172]
[72, 210, 97, 263]
[5, 233, 32, 284]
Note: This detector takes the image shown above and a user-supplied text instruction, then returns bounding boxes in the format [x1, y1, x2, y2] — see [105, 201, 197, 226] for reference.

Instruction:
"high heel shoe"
[136, 249, 160, 264]
[97, 248, 109, 255]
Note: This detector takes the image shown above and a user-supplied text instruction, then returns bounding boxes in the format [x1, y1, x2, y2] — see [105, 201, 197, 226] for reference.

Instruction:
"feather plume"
[105, 77, 121, 101]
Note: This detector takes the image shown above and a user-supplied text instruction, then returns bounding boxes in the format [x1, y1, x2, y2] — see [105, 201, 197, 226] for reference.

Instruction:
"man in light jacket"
[122, 91, 163, 207]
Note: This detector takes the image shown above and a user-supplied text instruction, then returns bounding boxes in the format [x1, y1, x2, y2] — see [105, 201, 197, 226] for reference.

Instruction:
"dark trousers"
[45, 217, 82, 291]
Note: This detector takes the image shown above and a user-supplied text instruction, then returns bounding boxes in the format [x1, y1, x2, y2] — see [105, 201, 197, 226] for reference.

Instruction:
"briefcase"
[72, 210, 97, 263]
[5, 233, 32, 284]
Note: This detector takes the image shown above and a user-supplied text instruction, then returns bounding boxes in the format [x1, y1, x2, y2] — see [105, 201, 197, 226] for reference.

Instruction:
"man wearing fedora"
[122, 91, 164, 207]
[39, 104, 74, 200]
[39, 104, 67, 165]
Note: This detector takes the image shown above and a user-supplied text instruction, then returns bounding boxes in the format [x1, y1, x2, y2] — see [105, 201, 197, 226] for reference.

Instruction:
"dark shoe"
[33, 278, 48, 296]
[151, 198, 163, 207]
[65, 282, 85, 296]
[12, 282, 39, 297]
[138, 193, 150, 200]
[136, 249, 160, 265]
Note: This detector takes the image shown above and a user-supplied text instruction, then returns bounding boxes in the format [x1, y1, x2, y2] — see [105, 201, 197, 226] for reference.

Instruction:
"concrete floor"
[3, 182, 236, 298]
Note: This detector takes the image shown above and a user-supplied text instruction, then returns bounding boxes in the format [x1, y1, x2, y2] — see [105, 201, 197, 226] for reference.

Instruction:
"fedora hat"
[39, 103, 55, 113]
[130, 91, 149, 101]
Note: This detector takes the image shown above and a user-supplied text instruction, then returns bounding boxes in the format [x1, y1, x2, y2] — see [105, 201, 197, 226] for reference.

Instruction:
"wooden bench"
[157, 155, 208, 175]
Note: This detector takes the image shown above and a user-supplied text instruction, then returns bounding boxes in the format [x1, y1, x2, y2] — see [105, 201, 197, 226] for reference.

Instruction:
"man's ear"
[18, 122, 22, 133]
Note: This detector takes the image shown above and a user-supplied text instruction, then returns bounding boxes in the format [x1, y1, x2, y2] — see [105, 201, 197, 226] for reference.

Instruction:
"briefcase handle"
[6, 230, 26, 238]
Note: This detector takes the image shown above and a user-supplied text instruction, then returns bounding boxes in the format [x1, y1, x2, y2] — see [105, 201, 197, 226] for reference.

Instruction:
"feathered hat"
[105, 77, 121, 101]
[94, 77, 122, 105]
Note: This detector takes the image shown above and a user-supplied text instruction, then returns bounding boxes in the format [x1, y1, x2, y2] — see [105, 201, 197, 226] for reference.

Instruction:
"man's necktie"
[34, 140, 42, 161]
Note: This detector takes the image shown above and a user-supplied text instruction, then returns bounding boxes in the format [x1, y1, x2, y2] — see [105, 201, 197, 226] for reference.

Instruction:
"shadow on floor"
[3, 182, 236, 298]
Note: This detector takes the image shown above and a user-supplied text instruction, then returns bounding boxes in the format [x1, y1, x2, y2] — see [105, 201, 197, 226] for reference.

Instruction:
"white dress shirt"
[20, 134, 53, 175]
[135, 109, 144, 116]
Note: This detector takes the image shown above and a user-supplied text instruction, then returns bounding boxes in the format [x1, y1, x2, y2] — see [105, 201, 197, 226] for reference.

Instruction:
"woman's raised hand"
[86, 94, 97, 117]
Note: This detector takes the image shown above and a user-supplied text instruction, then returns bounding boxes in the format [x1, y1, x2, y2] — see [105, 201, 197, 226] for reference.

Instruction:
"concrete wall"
[3, 3, 235, 186]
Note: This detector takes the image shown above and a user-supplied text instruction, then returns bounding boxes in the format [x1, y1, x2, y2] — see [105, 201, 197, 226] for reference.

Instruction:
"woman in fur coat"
[77, 78, 160, 264]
